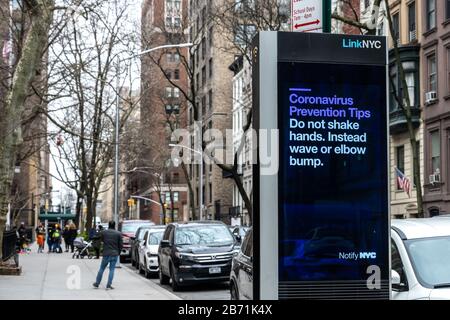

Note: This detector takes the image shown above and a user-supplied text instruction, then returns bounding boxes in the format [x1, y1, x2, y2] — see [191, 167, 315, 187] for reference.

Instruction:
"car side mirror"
[160, 240, 171, 248]
[392, 270, 408, 292]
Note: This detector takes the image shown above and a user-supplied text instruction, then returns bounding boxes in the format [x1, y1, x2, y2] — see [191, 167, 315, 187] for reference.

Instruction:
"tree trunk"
[0, 0, 54, 259]
[85, 194, 94, 233]
[385, 1, 424, 217]
[181, 162, 196, 220]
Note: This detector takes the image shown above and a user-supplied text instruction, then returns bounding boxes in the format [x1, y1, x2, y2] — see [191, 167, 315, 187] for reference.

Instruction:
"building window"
[396, 146, 405, 190]
[202, 96, 206, 116]
[201, 37, 206, 60]
[390, 68, 398, 111]
[165, 0, 182, 28]
[392, 13, 400, 45]
[174, 87, 180, 98]
[427, 0, 436, 31]
[209, 58, 213, 78]
[166, 87, 173, 98]
[408, 2, 416, 42]
[447, 0, 450, 20]
[202, 66, 206, 85]
[427, 54, 437, 92]
[208, 89, 213, 110]
[405, 72, 415, 106]
[209, 183, 212, 203]
[174, 69, 180, 80]
[377, 22, 384, 36]
[173, 192, 179, 203]
[209, 27, 213, 47]
[447, 47, 450, 94]
[431, 131, 440, 174]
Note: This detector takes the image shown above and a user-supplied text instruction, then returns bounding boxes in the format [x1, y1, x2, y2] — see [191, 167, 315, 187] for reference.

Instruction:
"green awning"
[38, 214, 76, 220]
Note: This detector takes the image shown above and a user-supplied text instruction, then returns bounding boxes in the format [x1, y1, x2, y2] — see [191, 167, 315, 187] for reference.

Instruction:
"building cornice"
[422, 39, 439, 50]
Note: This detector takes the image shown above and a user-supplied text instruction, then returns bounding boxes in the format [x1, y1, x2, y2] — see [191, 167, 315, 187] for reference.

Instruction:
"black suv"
[158, 221, 239, 291]
[230, 227, 253, 300]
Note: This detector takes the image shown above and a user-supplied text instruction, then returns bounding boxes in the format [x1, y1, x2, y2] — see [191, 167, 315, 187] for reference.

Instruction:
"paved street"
[123, 264, 230, 300]
[0, 245, 180, 300]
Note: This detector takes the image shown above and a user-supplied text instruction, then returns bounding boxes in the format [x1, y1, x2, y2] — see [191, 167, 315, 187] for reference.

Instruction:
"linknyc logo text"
[342, 39, 382, 49]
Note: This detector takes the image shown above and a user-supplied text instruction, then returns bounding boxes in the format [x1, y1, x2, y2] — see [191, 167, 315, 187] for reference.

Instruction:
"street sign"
[291, 0, 331, 33]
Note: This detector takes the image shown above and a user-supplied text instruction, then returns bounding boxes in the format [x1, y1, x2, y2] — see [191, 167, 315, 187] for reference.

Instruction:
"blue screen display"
[278, 62, 389, 283]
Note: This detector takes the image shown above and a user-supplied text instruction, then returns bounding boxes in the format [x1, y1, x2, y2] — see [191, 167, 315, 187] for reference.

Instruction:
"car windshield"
[405, 236, 450, 288]
[148, 231, 164, 245]
[122, 223, 150, 234]
[175, 225, 234, 246]
[137, 228, 151, 240]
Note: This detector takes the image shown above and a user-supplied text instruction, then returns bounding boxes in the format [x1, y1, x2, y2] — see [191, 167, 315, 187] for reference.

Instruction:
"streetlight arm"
[131, 196, 162, 207]
[124, 43, 193, 62]
[169, 144, 202, 156]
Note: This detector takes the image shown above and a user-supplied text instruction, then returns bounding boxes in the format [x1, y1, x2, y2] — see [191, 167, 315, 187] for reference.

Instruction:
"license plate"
[209, 267, 221, 274]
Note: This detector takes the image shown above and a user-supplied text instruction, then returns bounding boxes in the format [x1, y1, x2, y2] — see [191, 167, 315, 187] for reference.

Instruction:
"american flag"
[395, 167, 411, 198]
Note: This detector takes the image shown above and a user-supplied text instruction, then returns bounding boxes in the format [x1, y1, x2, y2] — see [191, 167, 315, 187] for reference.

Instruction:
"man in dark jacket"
[93, 221, 123, 290]
[91, 225, 103, 259]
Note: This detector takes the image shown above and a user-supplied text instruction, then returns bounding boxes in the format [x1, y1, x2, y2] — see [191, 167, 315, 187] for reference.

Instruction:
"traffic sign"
[291, 0, 331, 33]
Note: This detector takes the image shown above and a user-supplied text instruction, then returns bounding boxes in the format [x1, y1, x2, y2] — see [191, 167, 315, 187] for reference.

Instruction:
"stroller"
[72, 237, 93, 259]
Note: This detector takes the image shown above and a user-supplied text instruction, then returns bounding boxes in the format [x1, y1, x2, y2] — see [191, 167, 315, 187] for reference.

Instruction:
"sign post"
[291, 0, 331, 33]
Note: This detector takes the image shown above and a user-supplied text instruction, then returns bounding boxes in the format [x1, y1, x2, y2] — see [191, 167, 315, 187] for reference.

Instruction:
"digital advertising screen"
[277, 61, 389, 296]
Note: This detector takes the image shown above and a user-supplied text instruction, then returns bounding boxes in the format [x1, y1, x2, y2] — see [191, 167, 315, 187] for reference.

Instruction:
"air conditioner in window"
[425, 91, 437, 104]
[429, 170, 441, 185]
[409, 30, 417, 42]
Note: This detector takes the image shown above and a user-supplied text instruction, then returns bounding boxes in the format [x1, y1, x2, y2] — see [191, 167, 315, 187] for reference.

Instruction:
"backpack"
[53, 230, 61, 239]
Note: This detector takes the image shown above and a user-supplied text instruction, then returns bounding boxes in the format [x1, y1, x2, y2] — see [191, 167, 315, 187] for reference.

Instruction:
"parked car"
[138, 226, 166, 278]
[391, 218, 450, 300]
[230, 226, 249, 244]
[158, 221, 239, 291]
[230, 227, 253, 300]
[99, 223, 109, 230]
[131, 225, 154, 268]
[119, 220, 154, 262]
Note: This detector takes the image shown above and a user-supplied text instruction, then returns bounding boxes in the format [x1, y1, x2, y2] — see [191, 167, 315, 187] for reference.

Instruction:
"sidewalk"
[0, 244, 180, 300]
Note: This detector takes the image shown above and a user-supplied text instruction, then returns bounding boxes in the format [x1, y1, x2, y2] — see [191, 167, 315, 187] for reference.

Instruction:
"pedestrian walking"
[18, 222, 27, 253]
[63, 224, 70, 252]
[52, 224, 63, 253]
[91, 225, 103, 259]
[47, 225, 54, 253]
[67, 222, 77, 253]
[35, 223, 46, 253]
[93, 221, 122, 290]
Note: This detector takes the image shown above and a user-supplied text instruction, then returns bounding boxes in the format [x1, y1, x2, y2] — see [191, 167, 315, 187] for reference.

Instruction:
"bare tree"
[41, 0, 141, 232]
[0, 0, 57, 259]
[333, 0, 424, 217]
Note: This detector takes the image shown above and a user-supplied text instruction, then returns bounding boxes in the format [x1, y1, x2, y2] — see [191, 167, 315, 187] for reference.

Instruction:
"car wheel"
[170, 264, 180, 292]
[230, 281, 239, 300]
[138, 262, 144, 275]
[159, 266, 170, 285]
[144, 259, 150, 279]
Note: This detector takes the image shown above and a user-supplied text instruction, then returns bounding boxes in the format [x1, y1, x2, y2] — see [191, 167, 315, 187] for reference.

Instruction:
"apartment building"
[421, 0, 450, 216]
[140, 0, 189, 223]
[188, 0, 234, 222]
[229, 56, 252, 226]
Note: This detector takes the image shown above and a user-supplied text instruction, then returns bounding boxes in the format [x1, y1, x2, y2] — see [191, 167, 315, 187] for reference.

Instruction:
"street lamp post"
[169, 144, 203, 220]
[113, 43, 193, 231]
